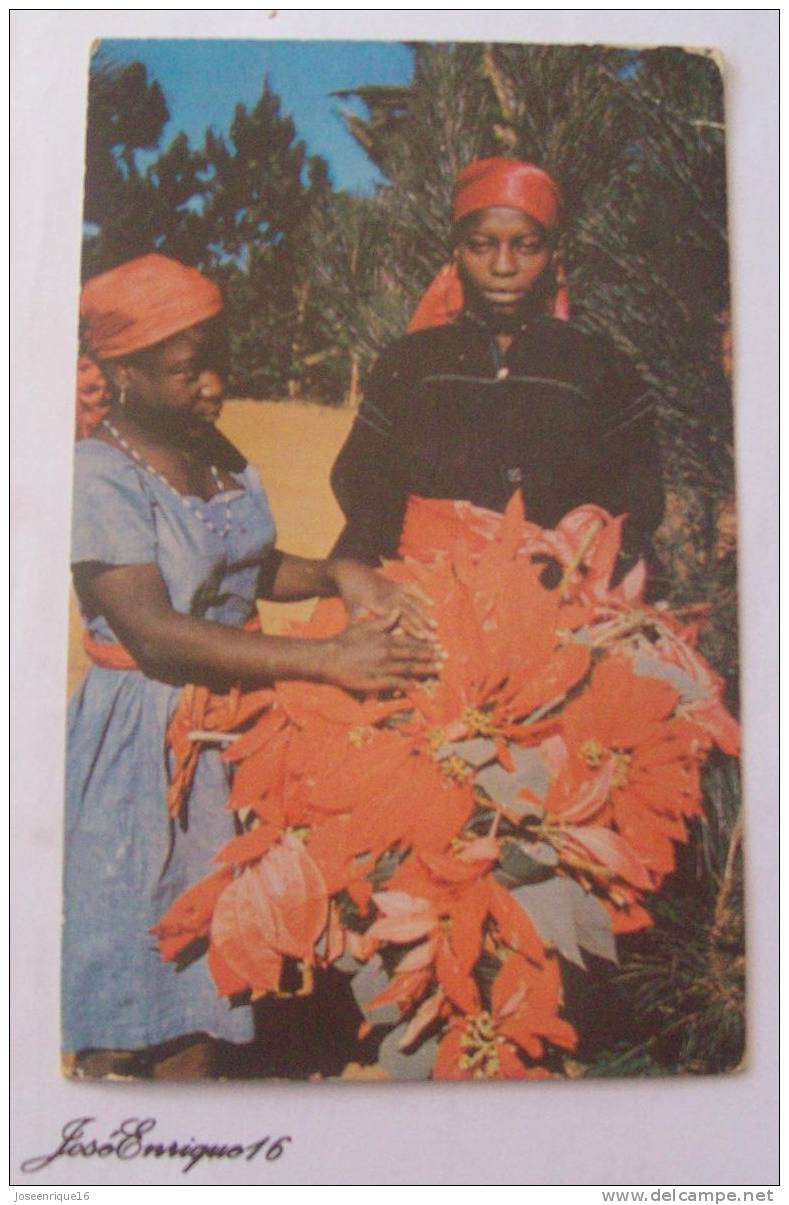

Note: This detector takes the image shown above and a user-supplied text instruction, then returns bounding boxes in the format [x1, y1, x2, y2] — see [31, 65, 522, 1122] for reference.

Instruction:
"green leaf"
[631, 650, 706, 701]
[572, 891, 618, 965]
[514, 880, 585, 967]
[437, 736, 497, 767]
[349, 955, 400, 1026]
[377, 1023, 439, 1081]
[497, 839, 559, 888]
[475, 745, 548, 814]
[513, 878, 618, 968]
[370, 848, 406, 889]
[333, 950, 363, 975]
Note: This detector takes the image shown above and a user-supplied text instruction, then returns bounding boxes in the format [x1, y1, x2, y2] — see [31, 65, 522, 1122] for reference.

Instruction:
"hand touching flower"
[330, 558, 440, 643]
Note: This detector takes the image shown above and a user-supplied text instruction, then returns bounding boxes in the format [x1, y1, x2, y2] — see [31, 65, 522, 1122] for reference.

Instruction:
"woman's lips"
[483, 290, 524, 304]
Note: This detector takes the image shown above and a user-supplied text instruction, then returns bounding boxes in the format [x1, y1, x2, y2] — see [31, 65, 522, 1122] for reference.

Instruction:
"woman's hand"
[319, 610, 445, 693]
[330, 559, 438, 642]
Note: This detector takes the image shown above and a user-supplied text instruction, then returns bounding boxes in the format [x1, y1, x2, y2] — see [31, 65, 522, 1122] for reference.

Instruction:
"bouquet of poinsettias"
[155, 494, 740, 1081]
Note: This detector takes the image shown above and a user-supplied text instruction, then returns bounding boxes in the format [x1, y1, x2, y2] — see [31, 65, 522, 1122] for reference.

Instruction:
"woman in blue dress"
[64, 254, 440, 1078]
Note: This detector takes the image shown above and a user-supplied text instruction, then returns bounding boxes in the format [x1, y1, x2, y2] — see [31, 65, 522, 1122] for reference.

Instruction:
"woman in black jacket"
[331, 157, 664, 582]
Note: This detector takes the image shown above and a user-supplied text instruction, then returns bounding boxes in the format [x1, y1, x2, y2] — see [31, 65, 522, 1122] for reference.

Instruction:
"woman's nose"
[198, 369, 225, 399]
[492, 242, 517, 274]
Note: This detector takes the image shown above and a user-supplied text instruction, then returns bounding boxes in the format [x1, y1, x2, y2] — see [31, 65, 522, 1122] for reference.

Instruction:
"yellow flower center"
[612, 751, 632, 788]
[428, 728, 446, 753]
[441, 754, 473, 784]
[462, 705, 498, 737]
[580, 739, 632, 788]
[580, 739, 606, 768]
[458, 1011, 501, 1077]
[349, 726, 374, 748]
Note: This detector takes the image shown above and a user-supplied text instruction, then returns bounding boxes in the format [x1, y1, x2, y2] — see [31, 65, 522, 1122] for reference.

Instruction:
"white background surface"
[10, 9, 779, 1188]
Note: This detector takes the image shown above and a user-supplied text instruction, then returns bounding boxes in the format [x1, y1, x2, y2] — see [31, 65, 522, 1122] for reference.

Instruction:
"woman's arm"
[74, 561, 442, 693]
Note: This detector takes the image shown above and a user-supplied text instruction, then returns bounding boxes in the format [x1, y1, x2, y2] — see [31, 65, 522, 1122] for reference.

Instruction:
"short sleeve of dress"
[71, 441, 157, 567]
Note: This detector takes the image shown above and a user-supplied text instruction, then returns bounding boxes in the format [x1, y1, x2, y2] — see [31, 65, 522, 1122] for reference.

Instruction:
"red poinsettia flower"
[362, 843, 545, 1028]
[648, 626, 741, 755]
[151, 868, 233, 962]
[365, 874, 488, 1016]
[561, 657, 707, 879]
[433, 953, 576, 1080]
[400, 494, 644, 608]
[510, 502, 646, 607]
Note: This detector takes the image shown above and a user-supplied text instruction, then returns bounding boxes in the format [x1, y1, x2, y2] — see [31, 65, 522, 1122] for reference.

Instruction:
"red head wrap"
[80, 253, 223, 361]
[452, 157, 561, 228]
[408, 157, 568, 333]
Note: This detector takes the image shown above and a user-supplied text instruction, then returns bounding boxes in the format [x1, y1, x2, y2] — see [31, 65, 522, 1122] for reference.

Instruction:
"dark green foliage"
[198, 82, 332, 396]
[614, 870, 745, 1075]
[578, 762, 745, 1079]
[82, 54, 210, 278]
[566, 51, 733, 632]
[81, 53, 170, 276]
[480, 43, 634, 217]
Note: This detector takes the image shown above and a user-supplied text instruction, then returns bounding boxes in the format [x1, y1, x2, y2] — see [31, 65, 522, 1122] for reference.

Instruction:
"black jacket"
[331, 312, 664, 572]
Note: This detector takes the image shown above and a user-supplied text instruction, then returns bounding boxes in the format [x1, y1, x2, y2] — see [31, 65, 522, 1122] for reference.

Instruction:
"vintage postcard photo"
[64, 34, 744, 1085]
[11, 9, 778, 1189]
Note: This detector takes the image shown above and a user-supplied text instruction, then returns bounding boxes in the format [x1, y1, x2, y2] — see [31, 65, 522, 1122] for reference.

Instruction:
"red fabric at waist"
[82, 629, 139, 670]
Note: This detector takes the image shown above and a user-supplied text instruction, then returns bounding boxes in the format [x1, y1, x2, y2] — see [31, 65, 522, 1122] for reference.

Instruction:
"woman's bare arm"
[74, 561, 442, 692]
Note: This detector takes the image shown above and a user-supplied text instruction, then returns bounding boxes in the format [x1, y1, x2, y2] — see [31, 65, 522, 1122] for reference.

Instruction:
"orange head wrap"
[80, 253, 223, 361]
[452, 157, 562, 228]
[408, 157, 568, 333]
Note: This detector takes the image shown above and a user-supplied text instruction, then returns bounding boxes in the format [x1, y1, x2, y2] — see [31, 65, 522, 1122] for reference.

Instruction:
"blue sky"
[100, 39, 414, 193]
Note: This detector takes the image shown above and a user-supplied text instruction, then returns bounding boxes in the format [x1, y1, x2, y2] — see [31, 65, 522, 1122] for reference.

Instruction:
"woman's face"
[454, 206, 555, 319]
[116, 323, 227, 427]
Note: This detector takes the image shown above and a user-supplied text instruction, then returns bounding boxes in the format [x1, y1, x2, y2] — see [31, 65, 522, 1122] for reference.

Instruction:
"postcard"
[11, 9, 778, 1189]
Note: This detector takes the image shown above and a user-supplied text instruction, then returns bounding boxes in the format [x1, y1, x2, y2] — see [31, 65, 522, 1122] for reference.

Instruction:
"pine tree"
[81, 53, 170, 276]
[198, 81, 332, 396]
[82, 51, 211, 277]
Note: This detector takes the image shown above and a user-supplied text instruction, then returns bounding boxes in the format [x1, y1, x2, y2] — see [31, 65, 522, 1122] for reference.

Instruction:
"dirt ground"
[66, 399, 354, 696]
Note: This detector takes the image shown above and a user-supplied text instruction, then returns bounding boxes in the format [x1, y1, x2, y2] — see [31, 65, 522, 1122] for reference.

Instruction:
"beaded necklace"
[102, 418, 235, 538]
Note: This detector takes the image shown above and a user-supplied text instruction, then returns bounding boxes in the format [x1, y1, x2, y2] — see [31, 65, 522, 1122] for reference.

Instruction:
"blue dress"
[63, 438, 276, 1052]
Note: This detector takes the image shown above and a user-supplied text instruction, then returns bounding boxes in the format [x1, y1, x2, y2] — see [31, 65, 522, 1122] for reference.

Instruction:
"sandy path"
[67, 400, 354, 696]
